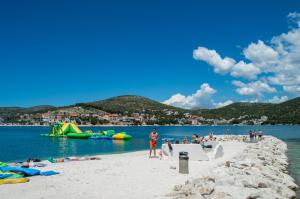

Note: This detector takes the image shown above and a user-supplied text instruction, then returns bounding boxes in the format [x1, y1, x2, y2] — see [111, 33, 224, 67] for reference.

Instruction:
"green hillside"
[268, 97, 300, 124]
[1, 95, 300, 124]
[0, 105, 56, 114]
[197, 102, 274, 119]
[80, 95, 187, 114]
[196, 97, 300, 124]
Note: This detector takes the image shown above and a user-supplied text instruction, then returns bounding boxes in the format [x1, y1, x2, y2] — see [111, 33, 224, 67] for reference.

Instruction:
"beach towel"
[0, 174, 13, 179]
[0, 162, 8, 167]
[40, 171, 59, 176]
[0, 166, 40, 176]
[0, 178, 29, 185]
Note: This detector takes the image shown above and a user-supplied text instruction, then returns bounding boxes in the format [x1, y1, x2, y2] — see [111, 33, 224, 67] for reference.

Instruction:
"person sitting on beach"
[182, 136, 188, 144]
[242, 136, 247, 142]
[253, 130, 257, 140]
[258, 130, 264, 140]
[149, 128, 159, 158]
[167, 140, 173, 155]
[209, 132, 214, 140]
[191, 134, 199, 144]
[249, 130, 254, 141]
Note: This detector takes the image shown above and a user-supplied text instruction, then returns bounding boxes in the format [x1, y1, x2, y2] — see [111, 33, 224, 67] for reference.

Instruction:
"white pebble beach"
[0, 136, 298, 199]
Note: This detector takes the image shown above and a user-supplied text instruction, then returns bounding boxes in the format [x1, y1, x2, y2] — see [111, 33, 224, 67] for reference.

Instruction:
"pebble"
[168, 136, 298, 199]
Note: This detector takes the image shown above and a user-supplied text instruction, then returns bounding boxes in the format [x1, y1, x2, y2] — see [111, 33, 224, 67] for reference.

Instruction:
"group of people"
[148, 128, 217, 158]
[249, 130, 264, 141]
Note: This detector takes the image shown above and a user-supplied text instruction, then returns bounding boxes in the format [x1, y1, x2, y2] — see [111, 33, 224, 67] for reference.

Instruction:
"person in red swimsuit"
[149, 128, 159, 158]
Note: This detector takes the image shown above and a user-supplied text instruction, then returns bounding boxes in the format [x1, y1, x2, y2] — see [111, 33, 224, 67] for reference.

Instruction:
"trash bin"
[179, 151, 189, 174]
[179, 151, 188, 156]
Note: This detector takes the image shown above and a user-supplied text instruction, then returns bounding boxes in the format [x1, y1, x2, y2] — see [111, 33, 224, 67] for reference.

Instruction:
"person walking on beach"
[149, 128, 159, 158]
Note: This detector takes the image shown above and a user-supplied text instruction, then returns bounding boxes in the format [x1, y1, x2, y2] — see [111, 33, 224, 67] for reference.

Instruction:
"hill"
[0, 105, 56, 114]
[79, 95, 188, 114]
[196, 102, 274, 119]
[268, 97, 300, 123]
[196, 97, 300, 124]
[1, 95, 300, 125]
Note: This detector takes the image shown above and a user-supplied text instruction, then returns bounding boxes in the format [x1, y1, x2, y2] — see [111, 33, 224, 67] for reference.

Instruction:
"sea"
[0, 125, 299, 195]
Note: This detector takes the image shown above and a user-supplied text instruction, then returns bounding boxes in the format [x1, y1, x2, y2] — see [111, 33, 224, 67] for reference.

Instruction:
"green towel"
[0, 162, 8, 167]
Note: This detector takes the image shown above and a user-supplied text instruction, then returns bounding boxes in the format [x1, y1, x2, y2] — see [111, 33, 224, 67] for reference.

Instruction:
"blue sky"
[0, 0, 299, 108]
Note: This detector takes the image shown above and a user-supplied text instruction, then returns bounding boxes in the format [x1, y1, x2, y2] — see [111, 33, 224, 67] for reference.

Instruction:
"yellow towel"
[0, 178, 29, 185]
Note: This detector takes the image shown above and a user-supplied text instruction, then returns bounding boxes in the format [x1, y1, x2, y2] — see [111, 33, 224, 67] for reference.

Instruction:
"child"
[182, 136, 188, 144]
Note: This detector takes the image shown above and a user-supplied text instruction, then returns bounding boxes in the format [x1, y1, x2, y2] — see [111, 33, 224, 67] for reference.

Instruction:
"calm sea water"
[0, 125, 299, 194]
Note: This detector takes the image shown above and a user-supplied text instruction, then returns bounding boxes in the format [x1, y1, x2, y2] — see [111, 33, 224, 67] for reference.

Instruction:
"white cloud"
[214, 100, 234, 108]
[163, 83, 216, 109]
[243, 40, 278, 70]
[283, 85, 300, 93]
[194, 12, 300, 96]
[288, 12, 300, 27]
[230, 61, 260, 80]
[193, 47, 235, 74]
[267, 96, 288, 103]
[232, 80, 276, 96]
[193, 47, 261, 80]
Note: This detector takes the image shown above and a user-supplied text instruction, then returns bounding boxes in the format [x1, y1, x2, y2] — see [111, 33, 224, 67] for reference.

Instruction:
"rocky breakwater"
[168, 136, 299, 199]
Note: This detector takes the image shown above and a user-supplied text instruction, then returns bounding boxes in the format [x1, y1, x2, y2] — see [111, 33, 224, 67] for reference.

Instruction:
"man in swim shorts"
[149, 128, 159, 158]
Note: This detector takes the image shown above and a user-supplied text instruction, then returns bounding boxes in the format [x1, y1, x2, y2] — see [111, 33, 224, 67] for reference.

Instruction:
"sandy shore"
[0, 141, 245, 199]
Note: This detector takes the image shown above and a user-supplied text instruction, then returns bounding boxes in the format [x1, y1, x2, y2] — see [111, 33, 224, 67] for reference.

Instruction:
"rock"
[212, 191, 235, 199]
[276, 186, 297, 199]
[257, 182, 268, 188]
[169, 136, 297, 199]
[225, 161, 230, 167]
[193, 178, 215, 195]
[185, 192, 205, 199]
[174, 184, 182, 191]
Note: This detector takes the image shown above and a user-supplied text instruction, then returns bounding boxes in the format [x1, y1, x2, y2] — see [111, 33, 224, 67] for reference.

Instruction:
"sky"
[0, 0, 299, 108]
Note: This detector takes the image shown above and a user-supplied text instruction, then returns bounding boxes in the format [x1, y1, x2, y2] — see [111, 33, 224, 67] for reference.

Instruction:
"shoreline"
[1, 124, 299, 127]
[0, 135, 298, 199]
[0, 137, 247, 199]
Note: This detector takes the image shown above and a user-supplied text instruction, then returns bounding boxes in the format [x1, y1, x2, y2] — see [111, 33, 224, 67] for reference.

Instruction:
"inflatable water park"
[41, 122, 132, 140]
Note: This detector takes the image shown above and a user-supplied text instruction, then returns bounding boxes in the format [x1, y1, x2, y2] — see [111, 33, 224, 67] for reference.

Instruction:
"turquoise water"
[0, 125, 299, 194]
[285, 138, 300, 196]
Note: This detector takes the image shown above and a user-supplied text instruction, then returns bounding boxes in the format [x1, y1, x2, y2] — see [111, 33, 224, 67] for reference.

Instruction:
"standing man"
[149, 128, 159, 158]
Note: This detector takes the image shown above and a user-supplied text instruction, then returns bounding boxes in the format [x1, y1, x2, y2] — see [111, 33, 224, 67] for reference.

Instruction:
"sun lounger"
[204, 140, 219, 148]
[40, 171, 59, 176]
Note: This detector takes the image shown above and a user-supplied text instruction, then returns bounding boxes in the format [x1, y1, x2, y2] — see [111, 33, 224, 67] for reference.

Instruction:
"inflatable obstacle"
[67, 133, 92, 139]
[42, 122, 92, 139]
[90, 134, 113, 139]
[112, 132, 132, 140]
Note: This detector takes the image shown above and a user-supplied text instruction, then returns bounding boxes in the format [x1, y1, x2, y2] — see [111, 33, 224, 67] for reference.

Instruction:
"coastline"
[0, 135, 298, 199]
[1, 124, 299, 127]
[0, 124, 213, 127]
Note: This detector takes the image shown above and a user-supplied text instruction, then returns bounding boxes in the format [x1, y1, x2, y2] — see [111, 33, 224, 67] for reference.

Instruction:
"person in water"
[149, 128, 159, 158]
